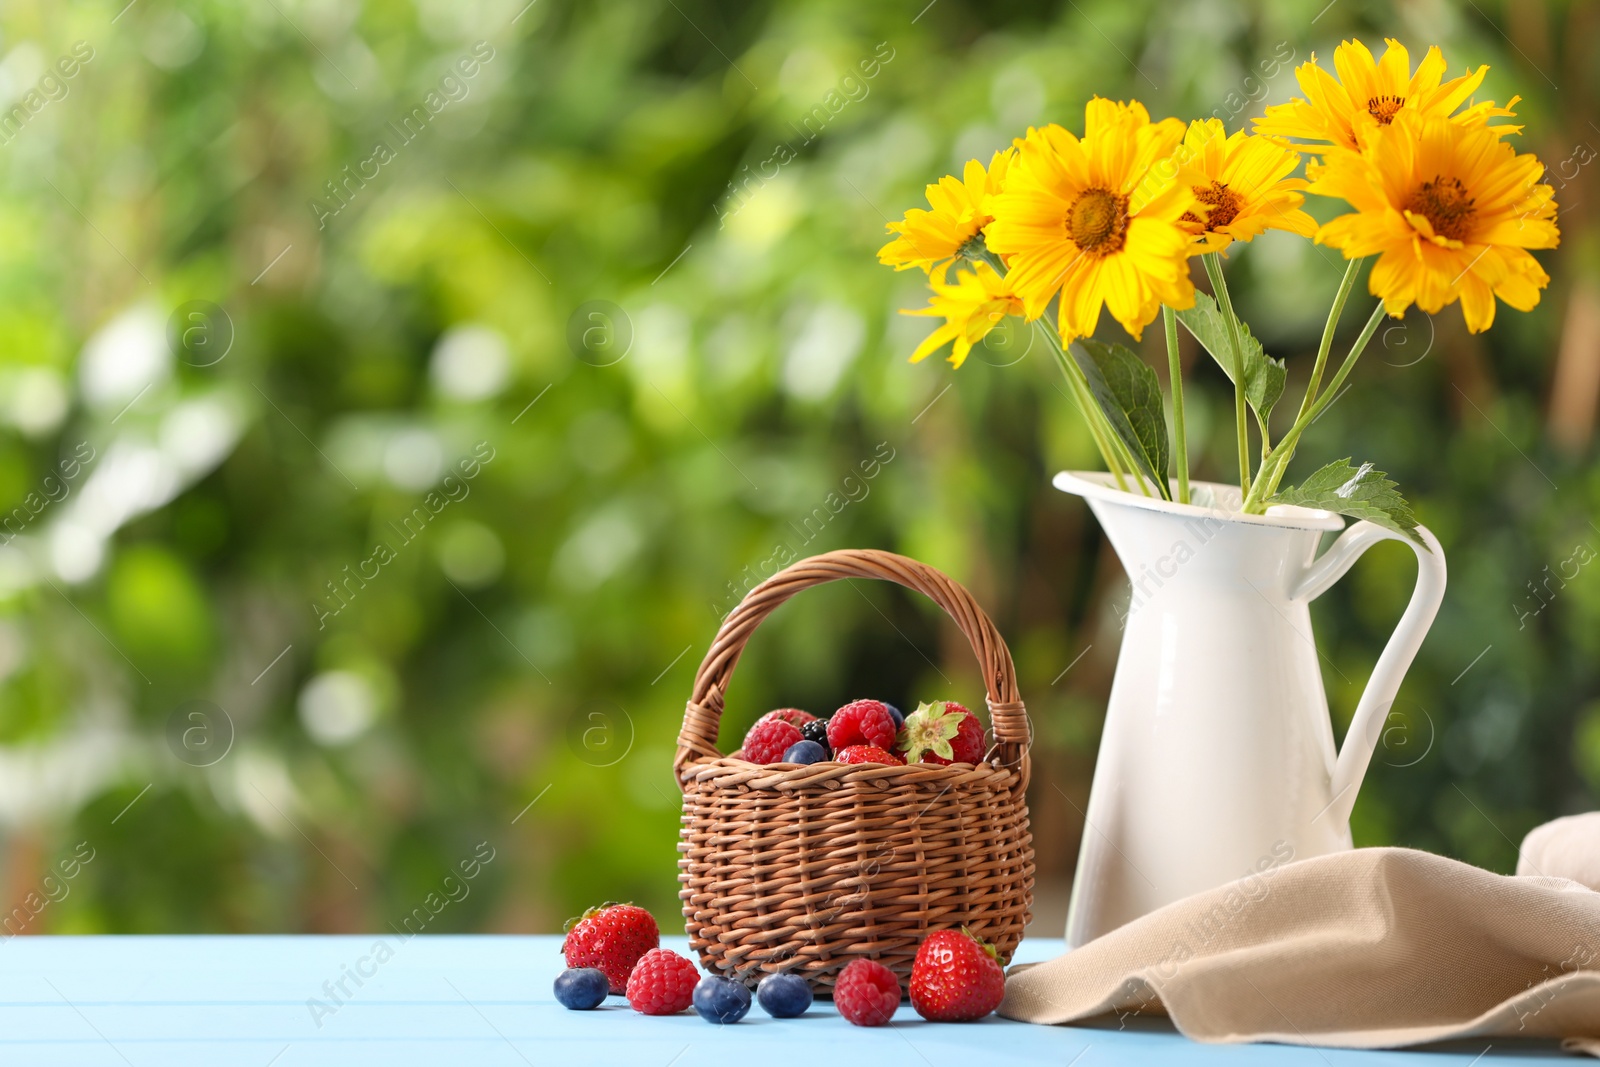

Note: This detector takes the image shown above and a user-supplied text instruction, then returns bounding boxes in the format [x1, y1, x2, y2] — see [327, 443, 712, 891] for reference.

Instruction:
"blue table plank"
[0, 936, 1564, 1065]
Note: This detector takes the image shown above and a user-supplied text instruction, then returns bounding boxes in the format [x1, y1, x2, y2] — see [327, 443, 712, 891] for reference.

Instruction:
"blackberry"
[799, 717, 830, 750]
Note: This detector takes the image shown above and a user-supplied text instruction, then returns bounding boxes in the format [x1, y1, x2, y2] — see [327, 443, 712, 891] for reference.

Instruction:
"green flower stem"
[971, 244, 1142, 495]
[1164, 305, 1189, 504]
[1044, 328, 1149, 496]
[1254, 412, 1273, 483]
[1036, 322, 1126, 480]
[1293, 256, 1364, 427]
[1243, 299, 1388, 512]
[1203, 254, 1252, 499]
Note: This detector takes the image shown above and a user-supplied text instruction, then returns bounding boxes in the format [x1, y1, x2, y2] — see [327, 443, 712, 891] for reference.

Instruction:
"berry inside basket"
[673, 548, 1035, 989]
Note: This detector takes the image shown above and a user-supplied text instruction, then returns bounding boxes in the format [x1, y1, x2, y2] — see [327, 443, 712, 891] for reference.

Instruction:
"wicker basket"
[674, 548, 1034, 990]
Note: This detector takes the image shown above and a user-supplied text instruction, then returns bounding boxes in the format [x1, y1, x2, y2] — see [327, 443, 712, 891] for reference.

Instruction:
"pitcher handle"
[1291, 521, 1447, 826]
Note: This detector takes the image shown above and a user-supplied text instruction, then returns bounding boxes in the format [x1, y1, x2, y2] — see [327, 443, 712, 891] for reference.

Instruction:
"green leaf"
[1175, 291, 1286, 423]
[897, 700, 962, 762]
[1073, 339, 1170, 499]
[1271, 459, 1425, 547]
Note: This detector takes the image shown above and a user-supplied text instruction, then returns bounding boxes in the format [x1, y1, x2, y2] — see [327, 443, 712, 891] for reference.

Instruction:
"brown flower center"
[1067, 187, 1130, 255]
[1404, 175, 1477, 242]
[1182, 181, 1244, 231]
[1367, 94, 1405, 124]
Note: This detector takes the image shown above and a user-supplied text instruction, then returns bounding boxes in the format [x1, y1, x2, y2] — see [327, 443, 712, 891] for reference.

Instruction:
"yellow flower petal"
[879, 149, 1015, 274]
[1254, 38, 1519, 152]
[1311, 110, 1558, 331]
[901, 261, 1023, 366]
[1170, 120, 1317, 251]
[985, 98, 1197, 345]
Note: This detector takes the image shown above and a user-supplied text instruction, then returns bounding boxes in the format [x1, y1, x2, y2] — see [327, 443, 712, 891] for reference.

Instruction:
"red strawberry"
[757, 707, 816, 729]
[910, 928, 1006, 1021]
[827, 700, 896, 751]
[835, 744, 904, 765]
[626, 948, 699, 1015]
[743, 718, 803, 764]
[834, 958, 901, 1026]
[561, 903, 660, 994]
[897, 701, 986, 765]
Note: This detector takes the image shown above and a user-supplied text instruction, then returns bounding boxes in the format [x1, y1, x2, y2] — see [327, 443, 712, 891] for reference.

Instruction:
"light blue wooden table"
[0, 935, 1563, 1065]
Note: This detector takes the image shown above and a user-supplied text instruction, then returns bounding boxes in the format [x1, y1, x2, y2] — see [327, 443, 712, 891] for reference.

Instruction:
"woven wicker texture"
[675, 549, 1034, 990]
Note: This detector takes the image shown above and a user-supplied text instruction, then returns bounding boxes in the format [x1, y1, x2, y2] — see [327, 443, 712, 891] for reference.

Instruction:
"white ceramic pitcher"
[1053, 471, 1447, 947]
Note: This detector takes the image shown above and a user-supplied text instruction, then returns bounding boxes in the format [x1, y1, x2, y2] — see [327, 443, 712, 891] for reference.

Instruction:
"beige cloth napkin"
[1000, 846, 1600, 1053]
[1521, 813, 1600, 890]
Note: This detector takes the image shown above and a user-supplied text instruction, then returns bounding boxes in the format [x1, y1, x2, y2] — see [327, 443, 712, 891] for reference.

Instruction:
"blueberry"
[693, 975, 752, 1024]
[756, 973, 812, 1018]
[799, 718, 830, 749]
[782, 740, 827, 765]
[883, 703, 905, 729]
[554, 967, 608, 1010]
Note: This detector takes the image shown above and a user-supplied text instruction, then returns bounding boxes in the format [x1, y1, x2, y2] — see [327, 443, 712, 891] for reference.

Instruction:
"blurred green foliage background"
[0, 0, 1595, 936]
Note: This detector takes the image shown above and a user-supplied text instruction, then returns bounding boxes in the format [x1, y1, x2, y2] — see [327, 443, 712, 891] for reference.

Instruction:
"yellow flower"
[902, 260, 1023, 367]
[1254, 38, 1519, 152]
[1171, 119, 1316, 252]
[878, 150, 1013, 275]
[982, 98, 1196, 344]
[1310, 110, 1557, 332]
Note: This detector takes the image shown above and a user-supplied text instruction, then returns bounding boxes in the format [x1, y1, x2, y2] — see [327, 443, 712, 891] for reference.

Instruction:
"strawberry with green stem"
[896, 701, 986, 765]
[561, 902, 659, 994]
[910, 927, 1006, 1021]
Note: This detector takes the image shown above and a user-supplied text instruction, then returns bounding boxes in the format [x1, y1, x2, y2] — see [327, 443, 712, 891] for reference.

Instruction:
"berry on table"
[561, 903, 660, 995]
[781, 739, 828, 765]
[692, 975, 752, 1024]
[909, 928, 1006, 1022]
[827, 700, 897, 751]
[897, 701, 986, 765]
[626, 948, 700, 1015]
[835, 745, 904, 765]
[756, 973, 812, 1018]
[834, 958, 901, 1026]
[553, 967, 609, 1010]
[743, 719, 803, 764]
[757, 708, 816, 729]
[799, 718, 831, 750]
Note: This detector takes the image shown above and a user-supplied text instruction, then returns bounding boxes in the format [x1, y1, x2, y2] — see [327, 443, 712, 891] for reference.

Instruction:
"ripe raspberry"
[909, 928, 1006, 1021]
[898, 701, 986, 765]
[743, 719, 803, 764]
[757, 708, 816, 729]
[834, 958, 901, 1026]
[827, 700, 896, 751]
[835, 745, 904, 765]
[626, 948, 700, 1015]
[561, 903, 660, 994]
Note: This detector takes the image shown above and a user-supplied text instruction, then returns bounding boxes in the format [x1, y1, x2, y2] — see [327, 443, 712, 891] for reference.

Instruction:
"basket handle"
[674, 549, 1030, 786]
